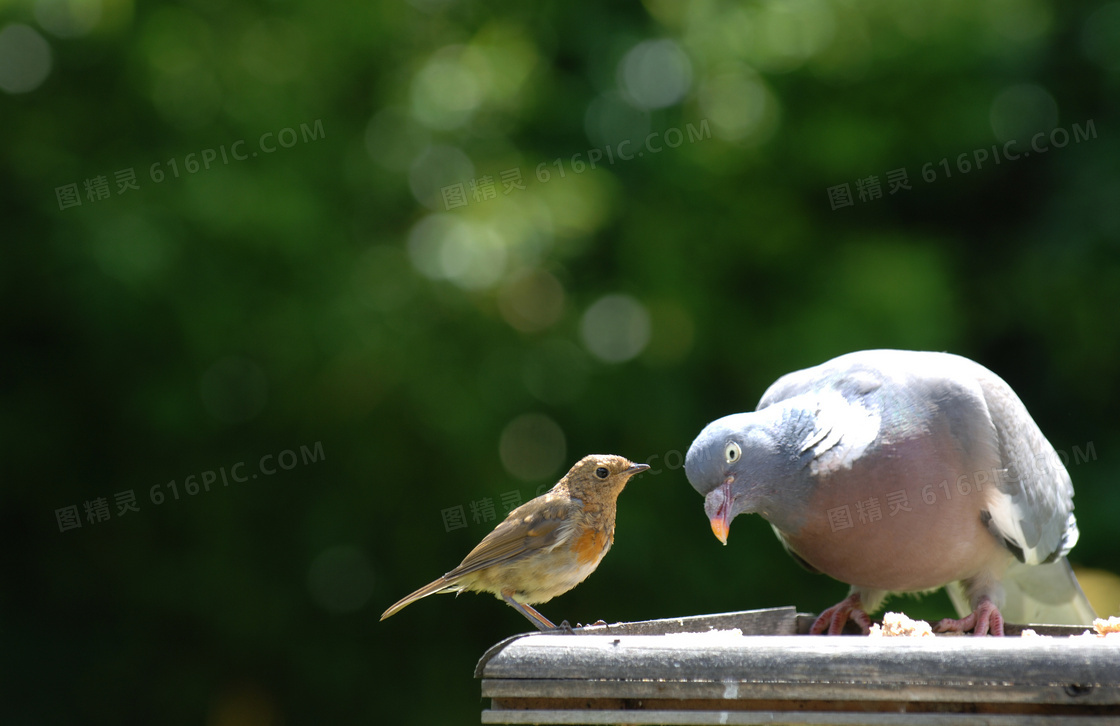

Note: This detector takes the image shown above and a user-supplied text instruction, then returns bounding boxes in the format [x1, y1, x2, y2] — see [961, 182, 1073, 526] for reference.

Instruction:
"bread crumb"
[1070, 616, 1120, 640]
[1019, 628, 1048, 638]
[1093, 616, 1120, 637]
[869, 612, 934, 637]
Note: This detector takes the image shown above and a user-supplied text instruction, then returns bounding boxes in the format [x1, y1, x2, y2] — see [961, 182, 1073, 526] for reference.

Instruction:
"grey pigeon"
[685, 349, 1095, 635]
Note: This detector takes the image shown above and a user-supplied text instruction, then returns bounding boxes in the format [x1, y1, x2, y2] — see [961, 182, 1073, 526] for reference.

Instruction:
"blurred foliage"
[3, 0, 1120, 723]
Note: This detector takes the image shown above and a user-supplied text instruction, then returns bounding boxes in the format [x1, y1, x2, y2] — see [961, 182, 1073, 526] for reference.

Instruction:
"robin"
[380, 454, 650, 630]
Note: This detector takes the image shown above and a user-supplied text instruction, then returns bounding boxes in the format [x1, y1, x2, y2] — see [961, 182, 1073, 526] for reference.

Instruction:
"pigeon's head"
[685, 410, 795, 544]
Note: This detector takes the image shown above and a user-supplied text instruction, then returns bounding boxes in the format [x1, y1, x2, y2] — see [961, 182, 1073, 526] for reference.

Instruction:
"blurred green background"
[4, 0, 1120, 723]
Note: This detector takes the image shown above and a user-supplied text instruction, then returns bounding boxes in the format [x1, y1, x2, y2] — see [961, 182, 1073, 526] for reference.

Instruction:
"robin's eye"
[595, 467, 609, 479]
[725, 441, 741, 464]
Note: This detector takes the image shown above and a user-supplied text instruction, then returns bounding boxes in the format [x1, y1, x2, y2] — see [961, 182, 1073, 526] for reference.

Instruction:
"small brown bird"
[380, 454, 650, 630]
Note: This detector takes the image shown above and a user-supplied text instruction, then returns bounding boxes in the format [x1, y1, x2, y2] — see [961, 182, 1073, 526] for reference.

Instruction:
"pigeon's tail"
[948, 558, 1096, 626]
[1002, 557, 1097, 626]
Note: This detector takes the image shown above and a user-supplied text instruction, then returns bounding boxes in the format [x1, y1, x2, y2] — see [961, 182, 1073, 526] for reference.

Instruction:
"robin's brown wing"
[443, 494, 578, 580]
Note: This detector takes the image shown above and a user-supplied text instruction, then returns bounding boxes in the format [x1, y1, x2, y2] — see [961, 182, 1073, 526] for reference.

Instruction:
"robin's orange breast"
[572, 526, 610, 565]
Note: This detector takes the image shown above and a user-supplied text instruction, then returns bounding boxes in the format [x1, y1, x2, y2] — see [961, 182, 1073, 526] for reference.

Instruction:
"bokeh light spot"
[499, 413, 566, 481]
[698, 64, 780, 144]
[209, 683, 281, 726]
[408, 144, 475, 211]
[619, 38, 692, 109]
[470, 22, 539, 103]
[985, 0, 1052, 42]
[579, 294, 651, 363]
[440, 222, 506, 290]
[752, 0, 837, 73]
[989, 83, 1058, 144]
[1082, 2, 1120, 72]
[536, 171, 616, 239]
[411, 47, 482, 130]
[407, 214, 457, 280]
[140, 8, 220, 129]
[90, 214, 176, 286]
[488, 195, 555, 266]
[34, 0, 102, 39]
[498, 269, 565, 332]
[407, 214, 507, 290]
[0, 24, 52, 94]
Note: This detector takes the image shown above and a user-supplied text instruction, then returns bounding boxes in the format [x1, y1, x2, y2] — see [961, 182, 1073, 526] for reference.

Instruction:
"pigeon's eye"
[725, 442, 741, 464]
[595, 467, 609, 479]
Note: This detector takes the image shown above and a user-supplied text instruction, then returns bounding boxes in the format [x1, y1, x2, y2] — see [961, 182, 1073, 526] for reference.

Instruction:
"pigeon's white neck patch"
[801, 389, 882, 477]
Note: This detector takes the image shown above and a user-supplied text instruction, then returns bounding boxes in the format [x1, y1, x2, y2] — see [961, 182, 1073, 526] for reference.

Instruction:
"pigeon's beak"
[710, 514, 729, 545]
[707, 476, 734, 545]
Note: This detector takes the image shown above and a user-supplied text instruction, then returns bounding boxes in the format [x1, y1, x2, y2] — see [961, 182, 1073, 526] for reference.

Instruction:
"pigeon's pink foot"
[934, 596, 1004, 636]
[810, 592, 872, 635]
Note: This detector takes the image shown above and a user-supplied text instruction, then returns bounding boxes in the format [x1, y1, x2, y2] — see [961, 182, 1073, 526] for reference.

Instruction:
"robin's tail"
[380, 577, 458, 621]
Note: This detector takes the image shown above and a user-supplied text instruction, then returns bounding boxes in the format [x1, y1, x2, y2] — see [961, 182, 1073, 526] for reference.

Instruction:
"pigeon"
[685, 349, 1095, 635]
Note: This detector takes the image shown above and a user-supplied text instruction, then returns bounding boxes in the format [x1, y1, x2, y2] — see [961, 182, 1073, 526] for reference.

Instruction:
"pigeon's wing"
[972, 365, 1078, 565]
[755, 352, 892, 476]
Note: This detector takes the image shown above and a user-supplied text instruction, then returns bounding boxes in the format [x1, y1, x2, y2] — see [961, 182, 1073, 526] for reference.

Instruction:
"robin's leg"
[501, 590, 557, 631]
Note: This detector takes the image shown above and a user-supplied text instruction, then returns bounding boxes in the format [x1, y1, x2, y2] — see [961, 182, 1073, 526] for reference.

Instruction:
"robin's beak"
[626, 463, 651, 476]
[707, 476, 734, 545]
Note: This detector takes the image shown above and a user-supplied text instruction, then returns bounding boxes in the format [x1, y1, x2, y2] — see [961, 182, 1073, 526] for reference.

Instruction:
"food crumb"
[869, 612, 935, 637]
[1069, 616, 1120, 640]
[1093, 616, 1120, 636]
